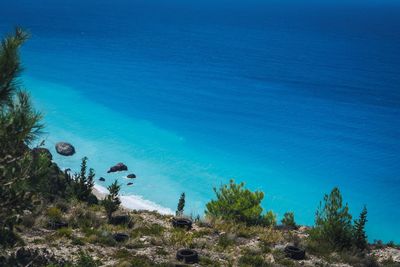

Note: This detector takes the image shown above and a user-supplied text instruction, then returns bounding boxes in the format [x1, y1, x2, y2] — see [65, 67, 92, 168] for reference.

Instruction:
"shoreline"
[92, 184, 174, 215]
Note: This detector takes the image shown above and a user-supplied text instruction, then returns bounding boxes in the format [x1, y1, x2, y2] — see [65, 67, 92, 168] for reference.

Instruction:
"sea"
[1, 0, 399, 242]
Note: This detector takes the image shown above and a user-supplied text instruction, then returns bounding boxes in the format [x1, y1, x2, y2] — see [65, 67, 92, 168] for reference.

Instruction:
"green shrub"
[217, 233, 236, 248]
[71, 237, 85, 246]
[70, 204, 103, 229]
[55, 200, 69, 212]
[56, 227, 72, 238]
[281, 212, 296, 228]
[272, 249, 295, 266]
[76, 251, 100, 267]
[205, 180, 268, 225]
[311, 187, 353, 250]
[47, 207, 62, 223]
[128, 255, 153, 267]
[131, 224, 165, 238]
[337, 250, 379, 267]
[0, 228, 22, 248]
[168, 228, 194, 248]
[199, 256, 221, 267]
[262, 210, 277, 227]
[238, 254, 271, 267]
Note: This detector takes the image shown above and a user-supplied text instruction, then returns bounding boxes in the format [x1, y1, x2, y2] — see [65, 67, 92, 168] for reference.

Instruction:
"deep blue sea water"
[1, 0, 400, 242]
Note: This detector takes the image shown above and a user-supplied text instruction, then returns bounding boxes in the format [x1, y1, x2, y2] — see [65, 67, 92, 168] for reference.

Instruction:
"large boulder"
[107, 163, 128, 173]
[55, 142, 75, 156]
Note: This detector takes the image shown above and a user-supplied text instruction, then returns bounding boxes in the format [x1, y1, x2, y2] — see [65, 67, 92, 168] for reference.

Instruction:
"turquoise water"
[1, 0, 400, 242]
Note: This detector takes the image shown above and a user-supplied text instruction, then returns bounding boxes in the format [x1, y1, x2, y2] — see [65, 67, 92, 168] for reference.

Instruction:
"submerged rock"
[99, 177, 106, 182]
[127, 174, 136, 178]
[127, 182, 133, 186]
[107, 163, 128, 173]
[55, 142, 75, 156]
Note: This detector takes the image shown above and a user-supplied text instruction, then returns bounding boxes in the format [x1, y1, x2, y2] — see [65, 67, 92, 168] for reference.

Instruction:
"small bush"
[70, 204, 103, 228]
[0, 228, 22, 248]
[337, 251, 379, 267]
[131, 224, 165, 238]
[200, 256, 221, 267]
[55, 200, 69, 212]
[372, 240, 384, 249]
[272, 249, 295, 266]
[56, 227, 72, 238]
[168, 228, 194, 248]
[71, 237, 85, 246]
[129, 255, 155, 267]
[114, 249, 131, 260]
[76, 251, 100, 267]
[217, 233, 236, 249]
[259, 227, 283, 246]
[46, 207, 62, 223]
[238, 254, 271, 267]
[281, 212, 296, 228]
[262, 210, 277, 227]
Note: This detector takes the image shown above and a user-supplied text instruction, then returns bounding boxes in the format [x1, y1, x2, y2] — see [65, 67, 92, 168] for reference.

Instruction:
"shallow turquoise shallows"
[1, 0, 399, 242]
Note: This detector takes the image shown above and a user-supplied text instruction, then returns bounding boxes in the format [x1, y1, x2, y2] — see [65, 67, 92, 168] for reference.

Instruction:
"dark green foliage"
[238, 253, 272, 267]
[281, 212, 296, 228]
[76, 251, 100, 267]
[262, 210, 277, 226]
[311, 187, 353, 250]
[0, 27, 29, 106]
[0, 28, 44, 241]
[0, 91, 43, 153]
[176, 192, 185, 216]
[205, 180, 274, 226]
[102, 180, 121, 222]
[353, 206, 368, 250]
[72, 157, 95, 202]
[0, 228, 22, 248]
[217, 233, 236, 248]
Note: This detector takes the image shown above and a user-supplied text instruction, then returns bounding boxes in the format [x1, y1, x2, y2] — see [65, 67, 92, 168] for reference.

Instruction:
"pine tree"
[0, 28, 43, 247]
[205, 180, 265, 225]
[73, 157, 95, 201]
[103, 180, 121, 222]
[0, 27, 29, 106]
[176, 192, 185, 216]
[353, 206, 368, 250]
[314, 187, 353, 249]
[281, 211, 296, 228]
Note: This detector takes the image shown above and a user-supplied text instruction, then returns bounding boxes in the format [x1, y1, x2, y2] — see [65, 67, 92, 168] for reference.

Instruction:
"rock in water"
[127, 174, 136, 178]
[55, 142, 75, 156]
[107, 163, 128, 173]
[99, 177, 106, 182]
[127, 182, 133, 186]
